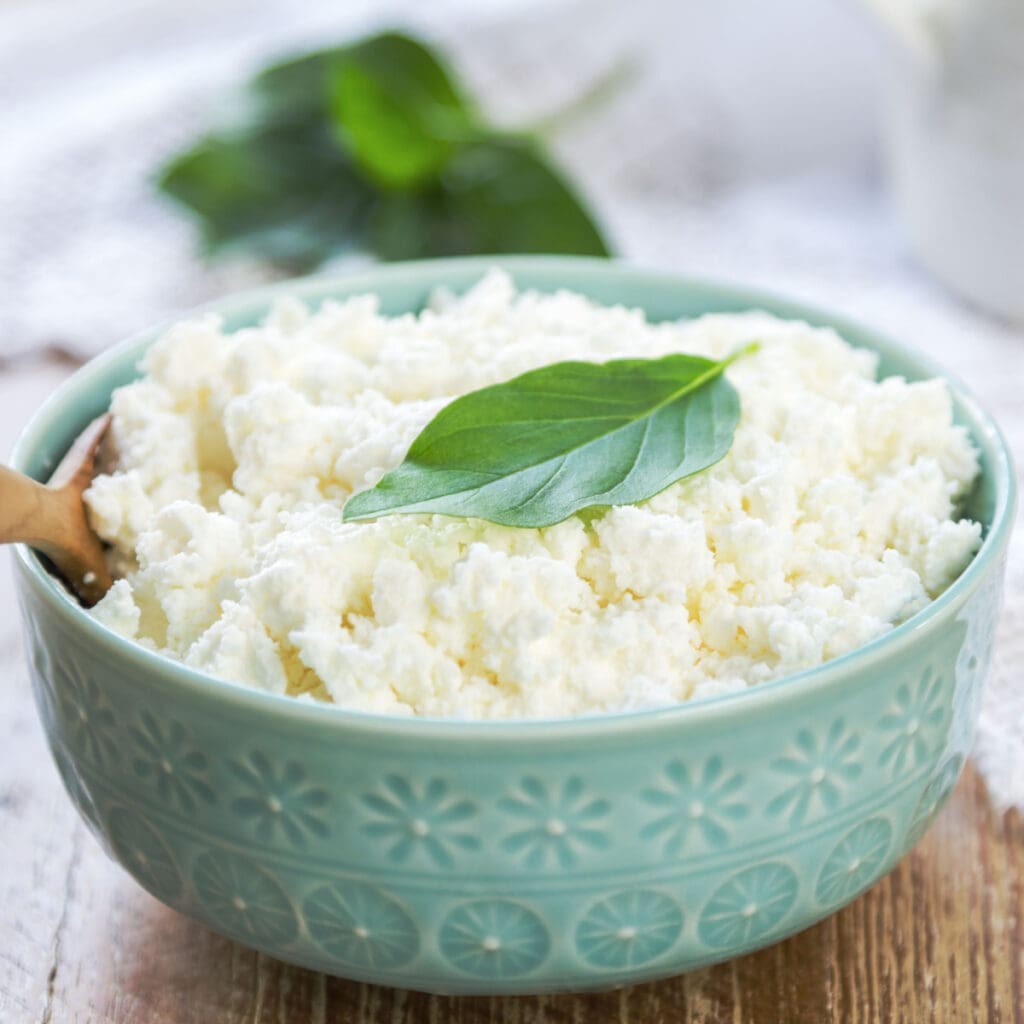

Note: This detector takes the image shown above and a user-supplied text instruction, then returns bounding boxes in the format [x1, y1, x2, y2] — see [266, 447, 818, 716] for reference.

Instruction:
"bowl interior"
[13, 256, 1008, 533]
[9, 256, 1015, 734]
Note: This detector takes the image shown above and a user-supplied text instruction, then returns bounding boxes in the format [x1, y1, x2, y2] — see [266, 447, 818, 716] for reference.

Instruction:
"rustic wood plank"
[0, 686, 82, 1024]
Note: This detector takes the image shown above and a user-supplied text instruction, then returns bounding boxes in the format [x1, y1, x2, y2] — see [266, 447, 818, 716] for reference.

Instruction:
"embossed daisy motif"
[878, 668, 948, 776]
[906, 755, 963, 847]
[956, 570, 1003, 698]
[360, 775, 479, 868]
[303, 882, 419, 970]
[52, 746, 102, 837]
[815, 817, 893, 906]
[697, 862, 798, 949]
[575, 890, 683, 969]
[106, 807, 184, 904]
[130, 711, 214, 814]
[228, 751, 330, 849]
[955, 597, 990, 697]
[766, 719, 862, 825]
[438, 899, 550, 978]
[191, 848, 299, 945]
[498, 776, 610, 869]
[24, 620, 55, 711]
[640, 756, 748, 856]
[52, 661, 119, 767]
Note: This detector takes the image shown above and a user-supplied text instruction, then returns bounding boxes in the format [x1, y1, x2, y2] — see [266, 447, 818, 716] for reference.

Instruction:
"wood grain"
[1, 363, 1021, 1024]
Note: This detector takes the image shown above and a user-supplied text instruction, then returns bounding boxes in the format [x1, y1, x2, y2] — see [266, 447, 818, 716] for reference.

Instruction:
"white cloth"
[2, 0, 1021, 807]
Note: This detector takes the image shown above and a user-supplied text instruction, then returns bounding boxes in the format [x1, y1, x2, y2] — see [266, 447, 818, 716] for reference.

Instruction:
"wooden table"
[2, 362, 1022, 1024]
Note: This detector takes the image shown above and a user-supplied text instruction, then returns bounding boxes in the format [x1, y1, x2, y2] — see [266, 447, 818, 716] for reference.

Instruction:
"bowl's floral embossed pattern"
[951, 573, 1003, 755]
[877, 668, 948, 776]
[958, 565, 1005, 690]
[52, 660, 120, 768]
[498, 777, 610, 868]
[360, 775, 480, 868]
[51, 744, 104, 837]
[906, 755, 965, 847]
[765, 719, 862, 824]
[697, 863, 799, 949]
[438, 900, 551, 978]
[228, 751, 330, 849]
[640, 756, 748, 855]
[814, 817, 894, 906]
[130, 712, 214, 814]
[191, 849, 299, 945]
[302, 882, 419, 969]
[105, 807, 184, 904]
[13, 259, 1014, 994]
[575, 890, 684, 968]
[23, 615, 55, 713]
[22, 595, 996, 992]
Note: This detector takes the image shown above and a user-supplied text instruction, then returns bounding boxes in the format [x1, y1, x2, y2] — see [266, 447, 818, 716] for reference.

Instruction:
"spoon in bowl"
[0, 414, 112, 606]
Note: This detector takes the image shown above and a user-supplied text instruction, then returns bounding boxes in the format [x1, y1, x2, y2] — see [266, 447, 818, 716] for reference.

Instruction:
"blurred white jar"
[864, 0, 1024, 323]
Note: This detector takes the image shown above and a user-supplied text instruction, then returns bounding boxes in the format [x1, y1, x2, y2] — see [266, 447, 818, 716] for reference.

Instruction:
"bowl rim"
[11, 254, 1018, 739]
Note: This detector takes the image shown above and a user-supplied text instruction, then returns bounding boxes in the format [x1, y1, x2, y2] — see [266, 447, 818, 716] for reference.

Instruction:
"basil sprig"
[157, 31, 611, 268]
[344, 343, 757, 528]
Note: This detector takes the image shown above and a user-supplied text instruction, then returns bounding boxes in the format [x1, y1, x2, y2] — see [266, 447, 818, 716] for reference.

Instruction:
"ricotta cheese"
[85, 271, 982, 717]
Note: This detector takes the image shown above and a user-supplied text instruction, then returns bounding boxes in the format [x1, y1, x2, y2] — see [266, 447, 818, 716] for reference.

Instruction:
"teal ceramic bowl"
[12, 258, 1015, 995]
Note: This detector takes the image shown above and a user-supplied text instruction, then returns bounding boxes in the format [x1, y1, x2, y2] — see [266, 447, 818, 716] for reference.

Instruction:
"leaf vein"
[513, 458, 569, 509]
[344, 343, 757, 526]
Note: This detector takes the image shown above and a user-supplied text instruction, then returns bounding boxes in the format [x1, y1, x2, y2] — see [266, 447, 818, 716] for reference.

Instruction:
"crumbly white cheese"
[85, 271, 982, 718]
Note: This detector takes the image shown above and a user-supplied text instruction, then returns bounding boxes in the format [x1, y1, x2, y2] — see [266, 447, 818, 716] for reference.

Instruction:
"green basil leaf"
[158, 122, 375, 270]
[368, 189, 473, 260]
[442, 138, 611, 256]
[329, 31, 477, 189]
[343, 344, 756, 528]
[367, 139, 610, 259]
[251, 48, 348, 123]
[156, 30, 614, 267]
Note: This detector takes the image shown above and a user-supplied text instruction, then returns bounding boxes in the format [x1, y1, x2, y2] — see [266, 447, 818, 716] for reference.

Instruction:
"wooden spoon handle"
[1, 413, 113, 605]
[0, 464, 112, 604]
[0, 464, 66, 548]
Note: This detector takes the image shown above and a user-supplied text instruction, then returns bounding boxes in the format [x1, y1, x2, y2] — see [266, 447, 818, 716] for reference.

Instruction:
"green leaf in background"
[444, 138, 611, 256]
[343, 344, 757, 528]
[156, 29, 614, 267]
[158, 118, 375, 270]
[330, 32, 477, 188]
[367, 139, 611, 260]
[251, 48, 345, 123]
